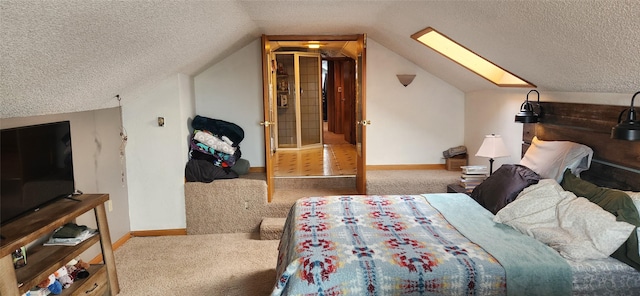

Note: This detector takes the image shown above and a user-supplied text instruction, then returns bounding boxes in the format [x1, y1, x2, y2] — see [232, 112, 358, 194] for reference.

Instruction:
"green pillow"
[561, 169, 640, 270]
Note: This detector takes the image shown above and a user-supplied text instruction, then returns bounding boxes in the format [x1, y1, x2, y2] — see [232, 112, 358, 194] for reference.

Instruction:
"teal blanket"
[423, 193, 573, 296]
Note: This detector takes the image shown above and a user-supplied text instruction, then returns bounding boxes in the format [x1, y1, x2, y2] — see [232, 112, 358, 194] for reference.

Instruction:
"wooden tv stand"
[0, 194, 119, 295]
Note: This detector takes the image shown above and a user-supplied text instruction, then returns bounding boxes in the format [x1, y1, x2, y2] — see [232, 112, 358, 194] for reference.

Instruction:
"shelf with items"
[277, 78, 290, 93]
[15, 235, 101, 292]
[277, 94, 289, 108]
[276, 74, 290, 108]
[0, 194, 119, 296]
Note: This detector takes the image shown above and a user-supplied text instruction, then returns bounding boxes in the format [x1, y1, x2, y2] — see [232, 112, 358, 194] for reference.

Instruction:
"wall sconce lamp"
[611, 91, 640, 141]
[515, 89, 543, 123]
[396, 74, 416, 87]
[475, 134, 510, 175]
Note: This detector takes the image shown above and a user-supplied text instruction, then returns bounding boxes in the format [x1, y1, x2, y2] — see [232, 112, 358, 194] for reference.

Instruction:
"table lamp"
[475, 134, 510, 175]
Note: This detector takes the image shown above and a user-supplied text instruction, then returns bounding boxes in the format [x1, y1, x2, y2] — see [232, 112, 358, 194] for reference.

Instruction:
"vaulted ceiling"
[2, 1, 639, 118]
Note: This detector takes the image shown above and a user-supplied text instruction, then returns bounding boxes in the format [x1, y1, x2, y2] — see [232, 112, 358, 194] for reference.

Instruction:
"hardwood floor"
[274, 143, 356, 177]
[274, 123, 356, 177]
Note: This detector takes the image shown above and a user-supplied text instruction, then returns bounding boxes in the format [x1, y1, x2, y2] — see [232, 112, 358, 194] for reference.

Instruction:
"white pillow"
[520, 136, 593, 182]
[495, 179, 634, 260]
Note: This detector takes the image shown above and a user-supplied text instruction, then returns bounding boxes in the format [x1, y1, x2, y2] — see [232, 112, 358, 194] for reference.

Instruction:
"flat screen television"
[1, 121, 76, 224]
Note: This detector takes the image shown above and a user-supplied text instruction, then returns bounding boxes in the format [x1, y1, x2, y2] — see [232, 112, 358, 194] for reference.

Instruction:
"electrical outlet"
[108, 200, 113, 212]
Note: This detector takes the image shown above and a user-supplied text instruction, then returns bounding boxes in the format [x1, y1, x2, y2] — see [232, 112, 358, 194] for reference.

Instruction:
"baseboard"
[250, 165, 446, 172]
[131, 228, 187, 237]
[88, 231, 131, 264]
[367, 164, 445, 170]
[112, 232, 133, 250]
[249, 167, 265, 173]
[89, 229, 186, 264]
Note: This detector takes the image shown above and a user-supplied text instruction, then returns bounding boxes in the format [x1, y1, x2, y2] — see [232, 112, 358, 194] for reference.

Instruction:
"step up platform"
[260, 217, 287, 240]
[185, 170, 456, 236]
[275, 175, 356, 189]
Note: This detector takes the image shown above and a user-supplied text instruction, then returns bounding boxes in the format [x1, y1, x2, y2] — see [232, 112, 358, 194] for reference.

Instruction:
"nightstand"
[447, 183, 471, 195]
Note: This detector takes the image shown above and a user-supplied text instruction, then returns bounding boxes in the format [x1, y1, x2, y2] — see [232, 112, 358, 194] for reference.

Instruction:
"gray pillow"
[230, 158, 250, 175]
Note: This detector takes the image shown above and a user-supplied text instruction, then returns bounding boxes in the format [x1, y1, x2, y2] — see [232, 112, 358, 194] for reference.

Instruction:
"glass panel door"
[273, 52, 322, 150]
[298, 54, 322, 147]
[274, 53, 297, 149]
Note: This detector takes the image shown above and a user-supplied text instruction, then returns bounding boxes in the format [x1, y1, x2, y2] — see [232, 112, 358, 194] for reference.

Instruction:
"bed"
[271, 102, 640, 295]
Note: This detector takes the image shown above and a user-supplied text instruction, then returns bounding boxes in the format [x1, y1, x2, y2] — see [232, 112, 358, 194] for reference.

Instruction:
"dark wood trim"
[326, 60, 336, 133]
[343, 59, 356, 144]
[333, 60, 344, 134]
[523, 102, 640, 191]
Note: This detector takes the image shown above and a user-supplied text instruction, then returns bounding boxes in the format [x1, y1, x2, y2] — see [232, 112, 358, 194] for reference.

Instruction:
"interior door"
[355, 34, 367, 193]
[343, 59, 356, 144]
[261, 35, 275, 202]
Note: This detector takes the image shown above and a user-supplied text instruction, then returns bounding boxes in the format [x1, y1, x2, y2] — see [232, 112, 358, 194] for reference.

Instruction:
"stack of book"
[459, 165, 489, 192]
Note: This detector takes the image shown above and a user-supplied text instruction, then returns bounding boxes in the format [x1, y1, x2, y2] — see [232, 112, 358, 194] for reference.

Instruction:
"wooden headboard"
[522, 102, 640, 191]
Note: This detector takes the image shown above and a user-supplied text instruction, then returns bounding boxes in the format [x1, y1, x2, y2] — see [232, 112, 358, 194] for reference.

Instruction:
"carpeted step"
[260, 217, 286, 240]
[275, 176, 355, 189]
[366, 169, 460, 195]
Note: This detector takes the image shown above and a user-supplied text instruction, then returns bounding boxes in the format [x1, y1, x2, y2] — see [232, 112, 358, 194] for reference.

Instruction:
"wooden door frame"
[261, 34, 367, 195]
[355, 34, 367, 193]
[260, 36, 275, 202]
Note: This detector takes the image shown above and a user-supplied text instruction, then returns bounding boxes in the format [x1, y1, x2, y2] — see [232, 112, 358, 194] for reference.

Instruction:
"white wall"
[464, 89, 632, 170]
[193, 38, 466, 167]
[366, 39, 465, 165]
[178, 73, 196, 164]
[0, 108, 130, 257]
[6, 39, 631, 234]
[122, 74, 193, 231]
[125, 36, 634, 231]
[194, 39, 265, 167]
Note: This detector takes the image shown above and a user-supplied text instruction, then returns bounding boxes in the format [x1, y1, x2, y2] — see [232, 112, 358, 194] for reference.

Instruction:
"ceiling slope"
[2, 1, 638, 118]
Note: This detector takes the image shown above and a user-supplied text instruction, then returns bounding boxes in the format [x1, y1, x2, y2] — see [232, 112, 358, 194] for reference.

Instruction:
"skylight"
[411, 27, 535, 88]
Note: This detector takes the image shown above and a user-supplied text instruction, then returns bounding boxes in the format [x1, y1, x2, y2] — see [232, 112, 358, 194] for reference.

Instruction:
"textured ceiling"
[2, 0, 639, 118]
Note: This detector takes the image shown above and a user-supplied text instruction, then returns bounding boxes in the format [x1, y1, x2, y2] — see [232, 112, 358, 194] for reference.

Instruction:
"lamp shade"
[611, 91, 640, 141]
[396, 74, 416, 87]
[476, 134, 510, 158]
[515, 101, 539, 123]
[515, 90, 542, 123]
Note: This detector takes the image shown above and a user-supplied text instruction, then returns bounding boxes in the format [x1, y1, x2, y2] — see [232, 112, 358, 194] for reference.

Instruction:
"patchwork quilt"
[271, 194, 572, 296]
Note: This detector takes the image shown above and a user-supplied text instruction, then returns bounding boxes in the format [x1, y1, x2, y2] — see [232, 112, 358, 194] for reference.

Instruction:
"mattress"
[272, 194, 640, 295]
[568, 256, 640, 295]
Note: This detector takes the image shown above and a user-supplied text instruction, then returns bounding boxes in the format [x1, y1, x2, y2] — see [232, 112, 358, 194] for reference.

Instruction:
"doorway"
[272, 51, 323, 150]
[261, 34, 367, 201]
[272, 55, 357, 177]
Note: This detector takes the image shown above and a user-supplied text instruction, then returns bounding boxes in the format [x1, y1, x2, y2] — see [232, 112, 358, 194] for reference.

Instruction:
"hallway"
[273, 143, 356, 177]
[273, 122, 356, 177]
